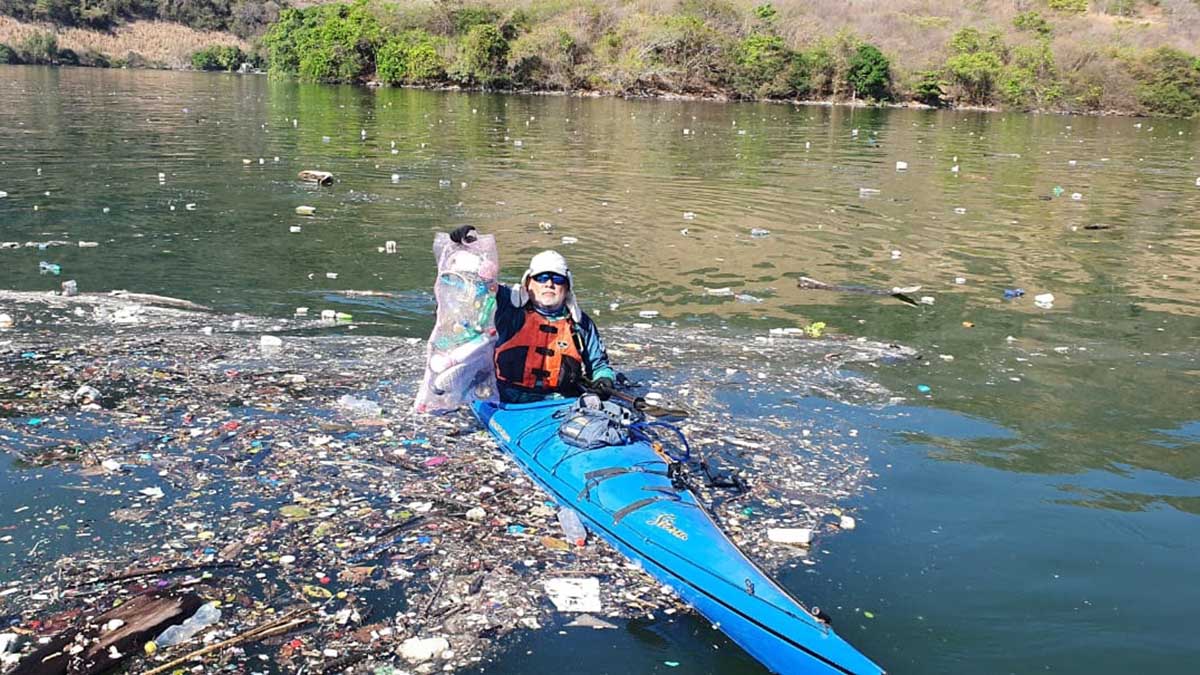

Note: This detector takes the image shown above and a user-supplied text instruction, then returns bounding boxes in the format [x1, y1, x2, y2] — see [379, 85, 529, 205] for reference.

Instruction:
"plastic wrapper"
[414, 233, 501, 414]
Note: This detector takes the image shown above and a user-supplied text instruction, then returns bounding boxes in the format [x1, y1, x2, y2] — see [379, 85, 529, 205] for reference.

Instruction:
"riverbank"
[3, 1, 1200, 117]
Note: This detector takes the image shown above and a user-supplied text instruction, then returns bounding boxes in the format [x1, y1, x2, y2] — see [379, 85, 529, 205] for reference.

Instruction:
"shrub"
[1013, 11, 1052, 36]
[508, 25, 580, 89]
[19, 31, 60, 65]
[731, 33, 790, 97]
[1000, 40, 1062, 109]
[944, 28, 1006, 105]
[451, 23, 509, 85]
[753, 3, 778, 24]
[847, 43, 890, 100]
[641, 15, 730, 92]
[1133, 46, 1200, 117]
[264, 1, 381, 82]
[911, 69, 947, 106]
[805, 31, 859, 99]
[452, 6, 501, 35]
[191, 45, 246, 71]
[376, 30, 447, 84]
[0, 43, 20, 65]
[1047, 0, 1089, 13]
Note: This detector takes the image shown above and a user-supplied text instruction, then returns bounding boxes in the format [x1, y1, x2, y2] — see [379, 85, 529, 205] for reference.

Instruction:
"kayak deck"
[473, 398, 884, 675]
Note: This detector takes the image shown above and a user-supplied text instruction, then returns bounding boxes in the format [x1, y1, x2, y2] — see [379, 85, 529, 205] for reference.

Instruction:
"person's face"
[527, 271, 568, 310]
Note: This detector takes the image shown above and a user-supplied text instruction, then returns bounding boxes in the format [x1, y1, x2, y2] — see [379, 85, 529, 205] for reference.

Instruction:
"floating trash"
[895, 161, 908, 171]
[295, 206, 316, 216]
[750, 228, 770, 238]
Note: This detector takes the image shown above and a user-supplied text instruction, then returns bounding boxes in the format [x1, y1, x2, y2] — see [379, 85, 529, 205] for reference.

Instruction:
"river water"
[2, 65, 1200, 674]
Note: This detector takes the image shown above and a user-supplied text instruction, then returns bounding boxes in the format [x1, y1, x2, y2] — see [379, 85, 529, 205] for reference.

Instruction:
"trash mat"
[0, 288, 910, 675]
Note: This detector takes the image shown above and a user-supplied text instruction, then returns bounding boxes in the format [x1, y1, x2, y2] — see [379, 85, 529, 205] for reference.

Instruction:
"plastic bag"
[414, 233, 501, 414]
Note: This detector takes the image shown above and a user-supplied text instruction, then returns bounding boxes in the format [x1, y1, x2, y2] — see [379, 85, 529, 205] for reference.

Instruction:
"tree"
[848, 43, 890, 100]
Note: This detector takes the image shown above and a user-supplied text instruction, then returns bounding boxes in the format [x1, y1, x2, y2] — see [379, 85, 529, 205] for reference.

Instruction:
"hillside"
[2, 0, 1198, 116]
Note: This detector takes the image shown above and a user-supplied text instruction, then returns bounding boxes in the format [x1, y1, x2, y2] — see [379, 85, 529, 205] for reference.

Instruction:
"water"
[3, 65, 1200, 674]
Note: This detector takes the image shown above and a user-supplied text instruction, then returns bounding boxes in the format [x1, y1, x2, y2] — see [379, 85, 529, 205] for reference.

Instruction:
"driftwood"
[140, 607, 315, 675]
[298, 170, 334, 186]
[11, 591, 202, 675]
[797, 276, 921, 307]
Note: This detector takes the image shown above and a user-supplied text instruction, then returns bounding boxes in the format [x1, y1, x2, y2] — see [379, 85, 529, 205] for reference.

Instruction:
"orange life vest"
[494, 309, 584, 394]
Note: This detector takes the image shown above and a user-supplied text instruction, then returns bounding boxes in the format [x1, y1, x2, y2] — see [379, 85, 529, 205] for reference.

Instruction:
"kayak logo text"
[648, 513, 688, 541]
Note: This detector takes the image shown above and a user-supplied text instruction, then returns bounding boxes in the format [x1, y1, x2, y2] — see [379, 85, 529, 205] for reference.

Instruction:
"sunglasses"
[531, 271, 569, 286]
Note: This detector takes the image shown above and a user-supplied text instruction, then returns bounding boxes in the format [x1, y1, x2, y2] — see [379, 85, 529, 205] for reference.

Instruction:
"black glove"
[592, 377, 614, 401]
[448, 225, 477, 244]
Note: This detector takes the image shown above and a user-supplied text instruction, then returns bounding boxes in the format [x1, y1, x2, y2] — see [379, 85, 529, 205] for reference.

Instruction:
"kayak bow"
[473, 398, 884, 675]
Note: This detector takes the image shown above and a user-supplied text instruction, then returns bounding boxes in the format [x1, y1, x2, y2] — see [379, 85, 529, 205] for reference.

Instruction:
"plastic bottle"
[429, 333, 492, 373]
[153, 602, 221, 648]
[557, 507, 587, 547]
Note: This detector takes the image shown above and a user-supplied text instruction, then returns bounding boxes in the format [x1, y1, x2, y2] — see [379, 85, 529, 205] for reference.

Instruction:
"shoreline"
[3, 60, 1150, 119]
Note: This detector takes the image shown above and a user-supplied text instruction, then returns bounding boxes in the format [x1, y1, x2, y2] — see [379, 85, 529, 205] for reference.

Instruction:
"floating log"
[298, 170, 334, 186]
[10, 591, 202, 675]
[797, 276, 921, 307]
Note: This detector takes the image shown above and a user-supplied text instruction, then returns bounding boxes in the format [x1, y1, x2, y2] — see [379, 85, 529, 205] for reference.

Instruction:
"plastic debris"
[1034, 293, 1055, 309]
[414, 233, 500, 414]
[767, 528, 813, 546]
[895, 161, 908, 171]
[400, 637, 450, 663]
[544, 578, 602, 612]
[750, 228, 771, 238]
[295, 205, 316, 216]
[154, 602, 221, 648]
[839, 515, 857, 530]
[916, 384, 932, 394]
[0, 313, 13, 329]
[39, 261, 62, 276]
[1003, 289, 1025, 299]
[557, 507, 587, 547]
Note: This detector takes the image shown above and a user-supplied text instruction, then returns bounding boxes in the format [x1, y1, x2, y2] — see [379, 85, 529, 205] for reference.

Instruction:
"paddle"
[579, 378, 689, 418]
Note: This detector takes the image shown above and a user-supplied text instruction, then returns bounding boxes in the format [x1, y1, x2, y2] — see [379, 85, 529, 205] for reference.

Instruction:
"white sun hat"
[510, 250, 581, 321]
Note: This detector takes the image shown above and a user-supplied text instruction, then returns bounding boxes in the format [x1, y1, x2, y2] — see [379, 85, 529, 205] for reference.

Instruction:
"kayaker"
[448, 225, 615, 403]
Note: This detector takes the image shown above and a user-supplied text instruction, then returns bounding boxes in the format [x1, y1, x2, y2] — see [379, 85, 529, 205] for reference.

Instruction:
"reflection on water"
[2, 64, 1200, 675]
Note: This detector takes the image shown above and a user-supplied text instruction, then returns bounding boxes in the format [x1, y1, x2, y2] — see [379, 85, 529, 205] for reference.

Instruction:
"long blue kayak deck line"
[473, 398, 885, 675]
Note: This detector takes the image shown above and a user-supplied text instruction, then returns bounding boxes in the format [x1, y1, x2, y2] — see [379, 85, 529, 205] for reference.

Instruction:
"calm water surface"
[2, 65, 1200, 674]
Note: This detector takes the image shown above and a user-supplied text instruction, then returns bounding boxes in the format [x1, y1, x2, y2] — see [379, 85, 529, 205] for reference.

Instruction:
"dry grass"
[0, 16, 248, 68]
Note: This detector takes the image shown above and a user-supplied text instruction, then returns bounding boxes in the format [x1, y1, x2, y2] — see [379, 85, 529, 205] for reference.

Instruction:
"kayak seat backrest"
[554, 394, 644, 450]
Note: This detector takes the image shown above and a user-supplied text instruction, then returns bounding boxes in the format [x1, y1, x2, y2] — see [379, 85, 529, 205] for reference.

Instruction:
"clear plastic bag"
[414, 233, 500, 414]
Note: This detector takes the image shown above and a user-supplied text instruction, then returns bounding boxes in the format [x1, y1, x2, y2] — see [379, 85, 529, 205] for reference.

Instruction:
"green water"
[3, 65, 1200, 674]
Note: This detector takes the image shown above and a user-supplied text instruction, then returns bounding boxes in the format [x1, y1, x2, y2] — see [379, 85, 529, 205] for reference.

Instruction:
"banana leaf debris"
[0, 290, 913, 674]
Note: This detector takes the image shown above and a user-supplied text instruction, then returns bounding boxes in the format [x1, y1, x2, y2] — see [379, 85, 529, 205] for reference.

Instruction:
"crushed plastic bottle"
[336, 394, 382, 418]
[153, 602, 220, 648]
[38, 261, 61, 276]
[557, 507, 587, 547]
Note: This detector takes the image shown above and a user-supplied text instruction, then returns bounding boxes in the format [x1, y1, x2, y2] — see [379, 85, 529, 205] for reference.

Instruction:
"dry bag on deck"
[414, 233, 501, 414]
[554, 394, 643, 449]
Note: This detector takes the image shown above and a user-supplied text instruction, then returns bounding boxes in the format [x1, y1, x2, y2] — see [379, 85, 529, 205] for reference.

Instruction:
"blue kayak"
[473, 398, 885, 675]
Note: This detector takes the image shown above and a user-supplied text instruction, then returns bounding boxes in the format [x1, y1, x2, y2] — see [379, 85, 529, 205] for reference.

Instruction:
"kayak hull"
[472, 398, 884, 675]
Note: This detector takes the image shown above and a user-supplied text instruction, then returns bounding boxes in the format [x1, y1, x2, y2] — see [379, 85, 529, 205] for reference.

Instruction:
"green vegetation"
[1133, 47, 1200, 117]
[1013, 11, 1052, 36]
[18, 31, 60, 65]
[0, 42, 19, 64]
[1047, 0, 1089, 14]
[848, 43, 891, 100]
[2, 0, 1198, 118]
[191, 45, 246, 71]
[376, 30, 446, 84]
